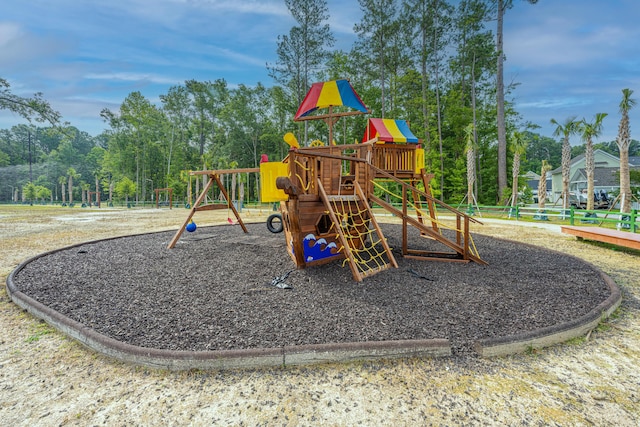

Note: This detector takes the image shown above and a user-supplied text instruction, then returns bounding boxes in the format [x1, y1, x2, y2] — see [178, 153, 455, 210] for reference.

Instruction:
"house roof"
[524, 170, 551, 191]
[527, 179, 552, 191]
[551, 149, 621, 174]
[629, 156, 640, 166]
[524, 170, 541, 180]
[571, 167, 620, 187]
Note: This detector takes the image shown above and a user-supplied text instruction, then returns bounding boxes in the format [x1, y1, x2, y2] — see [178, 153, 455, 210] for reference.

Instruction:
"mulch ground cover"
[11, 222, 611, 357]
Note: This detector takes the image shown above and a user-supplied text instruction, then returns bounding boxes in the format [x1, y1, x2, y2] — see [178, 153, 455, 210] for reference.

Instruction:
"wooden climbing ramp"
[368, 164, 486, 265]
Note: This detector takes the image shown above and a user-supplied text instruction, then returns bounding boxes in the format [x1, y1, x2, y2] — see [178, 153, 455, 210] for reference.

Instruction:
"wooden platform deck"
[561, 226, 640, 250]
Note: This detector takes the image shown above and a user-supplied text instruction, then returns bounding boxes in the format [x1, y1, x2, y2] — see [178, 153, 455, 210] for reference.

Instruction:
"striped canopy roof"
[363, 118, 419, 144]
[294, 79, 368, 119]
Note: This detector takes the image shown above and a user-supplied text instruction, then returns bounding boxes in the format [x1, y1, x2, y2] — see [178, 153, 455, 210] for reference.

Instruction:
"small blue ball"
[186, 222, 197, 232]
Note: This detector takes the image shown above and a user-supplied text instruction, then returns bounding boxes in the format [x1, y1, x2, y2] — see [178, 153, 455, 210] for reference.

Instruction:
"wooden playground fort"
[169, 79, 485, 281]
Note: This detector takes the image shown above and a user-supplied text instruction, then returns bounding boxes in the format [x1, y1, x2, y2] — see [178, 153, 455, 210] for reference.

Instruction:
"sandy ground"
[1, 205, 639, 426]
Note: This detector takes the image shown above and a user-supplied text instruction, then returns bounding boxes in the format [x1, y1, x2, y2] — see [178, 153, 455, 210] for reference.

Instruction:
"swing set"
[168, 168, 258, 248]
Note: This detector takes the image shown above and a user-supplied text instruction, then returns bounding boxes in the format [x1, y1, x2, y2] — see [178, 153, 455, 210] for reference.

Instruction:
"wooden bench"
[561, 226, 640, 250]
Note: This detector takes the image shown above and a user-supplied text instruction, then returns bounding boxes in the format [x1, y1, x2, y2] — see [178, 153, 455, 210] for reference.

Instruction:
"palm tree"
[464, 123, 476, 213]
[550, 117, 579, 211]
[579, 113, 607, 211]
[58, 176, 67, 205]
[538, 160, 551, 211]
[616, 88, 636, 213]
[81, 182, 91, 205]
[510, 131, 528, 208]
[66, 167, 80, 206]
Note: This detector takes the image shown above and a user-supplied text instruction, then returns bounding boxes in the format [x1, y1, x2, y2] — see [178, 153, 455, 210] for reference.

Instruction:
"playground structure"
[169, 79, 485, 281]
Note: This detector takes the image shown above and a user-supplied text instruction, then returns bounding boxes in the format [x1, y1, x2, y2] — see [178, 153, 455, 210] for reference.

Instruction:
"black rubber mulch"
[11, 223, 611, 356]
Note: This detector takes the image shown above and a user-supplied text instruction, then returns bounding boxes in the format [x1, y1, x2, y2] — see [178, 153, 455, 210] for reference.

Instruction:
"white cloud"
[96, 0, 290, 33]
[203, 45, 266, 67]
[55, 98, 118, 119]
[85, 72, 182, 86]
[505, 1, 640, 71]
[0, 22, 67, 70]
[518, 97, 591, 110]
[0, 21, 21, 46]
[185, 0, 289, 16]
[509, 32, 626, 71]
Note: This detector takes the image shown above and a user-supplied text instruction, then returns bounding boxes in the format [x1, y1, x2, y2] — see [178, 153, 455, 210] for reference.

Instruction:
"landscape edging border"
[6, 227, 622, 369]
[474, 271, 621, 357]
[472, 232, 622, 357]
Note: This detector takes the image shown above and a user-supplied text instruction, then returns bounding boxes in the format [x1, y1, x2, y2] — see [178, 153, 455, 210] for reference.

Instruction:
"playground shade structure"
[363, 118, 419, 144]
[294, 79, 368, 119]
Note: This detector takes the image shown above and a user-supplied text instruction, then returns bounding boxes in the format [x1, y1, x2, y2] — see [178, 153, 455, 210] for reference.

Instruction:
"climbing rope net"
[327, 195, 393, 277]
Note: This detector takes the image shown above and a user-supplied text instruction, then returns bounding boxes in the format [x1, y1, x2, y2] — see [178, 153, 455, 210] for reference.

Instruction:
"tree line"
[1, 0, 637, 210]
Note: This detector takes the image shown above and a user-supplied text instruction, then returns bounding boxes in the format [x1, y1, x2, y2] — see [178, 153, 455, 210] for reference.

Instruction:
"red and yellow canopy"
[363, 118, 419, 144]
[294, 79, 368, 120]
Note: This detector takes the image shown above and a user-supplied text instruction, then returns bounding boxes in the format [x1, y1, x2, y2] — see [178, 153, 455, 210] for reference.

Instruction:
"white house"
[550, 149, 622, 203]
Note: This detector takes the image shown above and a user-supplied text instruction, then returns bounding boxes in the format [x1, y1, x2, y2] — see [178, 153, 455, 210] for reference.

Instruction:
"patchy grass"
[577, 239, 640, 256]
[25, 321, 54, 343]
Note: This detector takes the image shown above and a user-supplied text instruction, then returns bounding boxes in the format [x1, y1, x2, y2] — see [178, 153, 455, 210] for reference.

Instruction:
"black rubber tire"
[266, 214, 284, 233]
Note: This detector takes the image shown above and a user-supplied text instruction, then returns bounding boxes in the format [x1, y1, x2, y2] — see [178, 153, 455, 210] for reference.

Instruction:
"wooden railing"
[371, 143, 418, 176]
[367, 164, 485, 264]
[287, 142, 421, 196]
[288, 143, 373, 197]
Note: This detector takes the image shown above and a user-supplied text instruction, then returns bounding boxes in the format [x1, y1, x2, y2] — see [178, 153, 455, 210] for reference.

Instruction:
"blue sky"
[1, 0, 639, 144]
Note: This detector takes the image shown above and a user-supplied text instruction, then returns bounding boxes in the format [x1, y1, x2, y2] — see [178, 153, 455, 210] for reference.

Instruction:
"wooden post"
[463, 216, 470, 261]
[167, 177, 215, 249]
[212, 173, 248, 233]
[402, 185, 408, 256]
[420, 170, 439, 232]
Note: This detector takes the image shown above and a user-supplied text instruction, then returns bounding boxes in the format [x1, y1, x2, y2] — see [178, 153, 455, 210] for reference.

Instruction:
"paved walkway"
[478, 217, 562, 233]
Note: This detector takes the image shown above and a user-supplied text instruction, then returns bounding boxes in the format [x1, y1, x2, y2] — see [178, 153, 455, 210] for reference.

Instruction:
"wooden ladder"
[317, 178, 398, 282]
